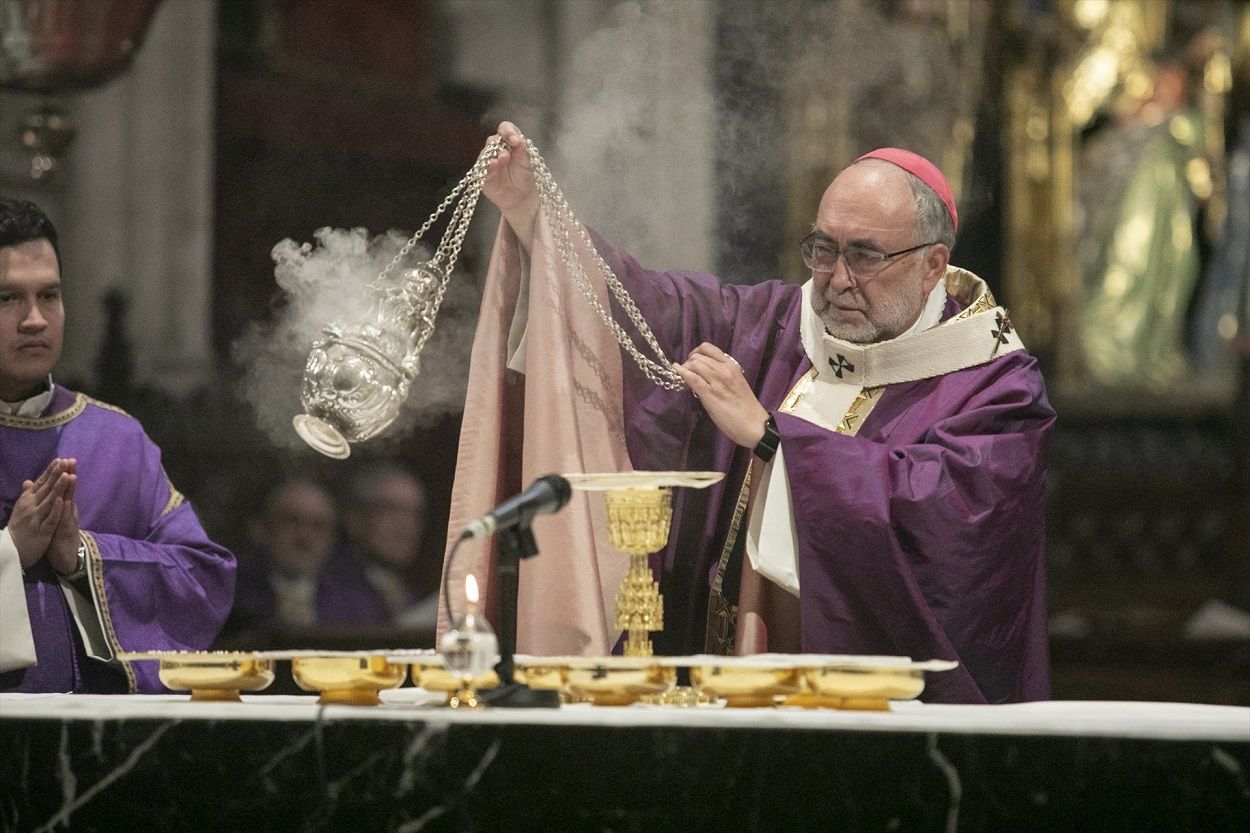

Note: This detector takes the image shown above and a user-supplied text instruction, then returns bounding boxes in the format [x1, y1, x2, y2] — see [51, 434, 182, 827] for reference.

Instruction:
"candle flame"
[465, 573, 479, 606]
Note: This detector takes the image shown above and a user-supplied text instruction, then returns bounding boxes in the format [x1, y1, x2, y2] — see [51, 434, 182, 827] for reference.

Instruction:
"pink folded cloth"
[438, 215, 632, 656]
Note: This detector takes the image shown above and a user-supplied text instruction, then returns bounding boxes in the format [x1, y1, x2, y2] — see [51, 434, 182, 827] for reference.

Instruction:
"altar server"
[0, 199, 235, 693]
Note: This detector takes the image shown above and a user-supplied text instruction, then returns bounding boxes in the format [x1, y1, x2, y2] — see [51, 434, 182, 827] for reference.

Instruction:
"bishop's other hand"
[674, 343, 769, 449]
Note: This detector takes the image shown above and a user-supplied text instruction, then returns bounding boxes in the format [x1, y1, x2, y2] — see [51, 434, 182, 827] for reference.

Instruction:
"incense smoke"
[234, 226, 479, 450]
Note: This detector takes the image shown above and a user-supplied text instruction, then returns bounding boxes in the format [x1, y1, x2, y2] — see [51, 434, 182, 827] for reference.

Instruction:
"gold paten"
[684, 654, 957, 709]
[291, 655, 406, 706]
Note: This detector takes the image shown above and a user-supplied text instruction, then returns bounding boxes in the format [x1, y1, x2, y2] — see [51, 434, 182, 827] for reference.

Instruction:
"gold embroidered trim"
[161, 472, 185, 517]
[82, 531, 138, 693]
[705, 462, 754, 654]
[777, 369, 883, 438]
[779, 369, 817, 412]
[85, 396, 132, 417]
[953, 291, 996, 321]
[0, 393, 87, 429]
[946, 271, 997, 319]
[835, 386, 883, 436]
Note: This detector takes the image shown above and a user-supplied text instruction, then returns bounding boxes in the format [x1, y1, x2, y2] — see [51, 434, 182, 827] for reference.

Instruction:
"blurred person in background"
[222, 475, 392, 642]
[341, 462, 436, 630]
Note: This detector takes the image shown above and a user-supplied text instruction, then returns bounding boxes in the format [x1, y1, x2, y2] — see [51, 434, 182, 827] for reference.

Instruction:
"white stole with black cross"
[746, 267, 1025, 596]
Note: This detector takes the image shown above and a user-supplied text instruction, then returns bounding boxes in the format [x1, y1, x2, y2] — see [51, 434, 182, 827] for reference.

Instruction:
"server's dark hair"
[0, 199, 61, 266]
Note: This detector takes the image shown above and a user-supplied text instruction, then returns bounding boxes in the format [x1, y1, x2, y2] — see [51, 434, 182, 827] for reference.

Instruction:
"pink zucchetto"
[856, 148, 958, 233]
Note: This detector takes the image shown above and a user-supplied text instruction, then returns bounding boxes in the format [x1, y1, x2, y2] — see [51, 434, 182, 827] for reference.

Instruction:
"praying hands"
[8, 457, 81, 575]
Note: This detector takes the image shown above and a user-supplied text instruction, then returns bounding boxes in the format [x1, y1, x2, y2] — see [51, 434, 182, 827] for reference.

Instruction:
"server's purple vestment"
[1, 387, 236, 693]
[597, 234, 1055, 704]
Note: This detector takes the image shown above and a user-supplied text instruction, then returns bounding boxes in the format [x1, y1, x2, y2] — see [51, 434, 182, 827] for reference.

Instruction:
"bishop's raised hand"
[482, 121, 540, 252]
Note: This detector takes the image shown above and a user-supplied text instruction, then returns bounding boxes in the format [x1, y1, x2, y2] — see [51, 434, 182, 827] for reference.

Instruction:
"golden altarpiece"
[776, 0, 1245, 410]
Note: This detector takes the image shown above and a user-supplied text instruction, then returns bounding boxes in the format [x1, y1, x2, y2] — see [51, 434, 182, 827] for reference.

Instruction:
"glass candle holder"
[438, 575, 499, 709]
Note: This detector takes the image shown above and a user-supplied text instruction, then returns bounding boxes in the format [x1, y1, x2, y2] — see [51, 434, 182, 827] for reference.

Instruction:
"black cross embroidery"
[991, 311, 1013, 356]
[828, 354, 855, 378]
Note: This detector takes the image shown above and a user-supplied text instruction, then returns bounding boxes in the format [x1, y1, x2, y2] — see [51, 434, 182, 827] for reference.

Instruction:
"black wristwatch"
[753, 414, 780, 462]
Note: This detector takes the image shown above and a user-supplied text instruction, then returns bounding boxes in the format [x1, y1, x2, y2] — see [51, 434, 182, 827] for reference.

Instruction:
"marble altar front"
[1, 694, 1246, 832]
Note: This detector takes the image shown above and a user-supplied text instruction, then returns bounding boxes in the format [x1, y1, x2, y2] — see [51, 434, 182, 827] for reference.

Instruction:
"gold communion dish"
[510, 660, 564, 692]
[118, 651, 275, 702]
[796, 657, 958, 710]
[690, 661, 803, 708]
[290, 655, 407, 706]
[555, 657, 675, 706]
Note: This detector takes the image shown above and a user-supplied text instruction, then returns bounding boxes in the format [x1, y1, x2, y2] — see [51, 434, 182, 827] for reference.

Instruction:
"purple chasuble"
[0, 386, 236, 693]
[593, 232, 1055, 704]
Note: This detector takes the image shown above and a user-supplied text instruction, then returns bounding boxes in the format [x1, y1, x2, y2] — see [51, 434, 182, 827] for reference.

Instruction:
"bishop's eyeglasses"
[800, 231, 937, 278]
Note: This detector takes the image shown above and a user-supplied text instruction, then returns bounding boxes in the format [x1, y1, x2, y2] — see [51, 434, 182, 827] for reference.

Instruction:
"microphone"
[462, 474, 572, 539]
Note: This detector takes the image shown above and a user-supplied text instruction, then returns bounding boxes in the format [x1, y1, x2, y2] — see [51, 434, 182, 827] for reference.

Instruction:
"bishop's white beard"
[812, 274, 927, 344]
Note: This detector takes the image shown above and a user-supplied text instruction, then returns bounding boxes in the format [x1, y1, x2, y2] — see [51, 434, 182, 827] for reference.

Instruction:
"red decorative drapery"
[0, 0, 161, 93]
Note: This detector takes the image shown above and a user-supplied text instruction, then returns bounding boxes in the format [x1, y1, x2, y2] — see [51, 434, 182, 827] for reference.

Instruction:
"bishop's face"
[808, 162, 946, 344]
[0, 239, 64, 402]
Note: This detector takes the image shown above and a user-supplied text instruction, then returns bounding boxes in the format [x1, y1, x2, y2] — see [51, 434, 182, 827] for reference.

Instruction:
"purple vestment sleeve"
[584, 231, 1055, 703]
[1, 388, 236, 693]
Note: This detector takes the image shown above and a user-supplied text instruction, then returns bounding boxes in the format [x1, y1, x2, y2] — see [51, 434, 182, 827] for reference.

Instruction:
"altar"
[1, 693, 1246, 832]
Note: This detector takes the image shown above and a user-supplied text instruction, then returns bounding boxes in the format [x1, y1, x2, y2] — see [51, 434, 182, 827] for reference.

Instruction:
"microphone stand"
[483, 524, 561, 708]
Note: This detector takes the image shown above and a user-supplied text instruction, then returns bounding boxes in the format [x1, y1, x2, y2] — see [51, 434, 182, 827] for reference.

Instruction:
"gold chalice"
[565, 471, 724, 659]
[606, 487, 670, 657]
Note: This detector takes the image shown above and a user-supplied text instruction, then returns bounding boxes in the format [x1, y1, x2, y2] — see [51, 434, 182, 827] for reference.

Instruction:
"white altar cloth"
[1, 693, 1246, 743]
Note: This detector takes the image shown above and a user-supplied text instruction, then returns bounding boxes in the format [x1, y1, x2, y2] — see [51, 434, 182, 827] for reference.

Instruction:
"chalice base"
[189, 688, 242, 703]
[639, 685, 711, 707]
[722, 694, 783, 708]
[318, 688, 382, 707]
[781, 692, 843, 709]
[837, 696, 891, 711]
